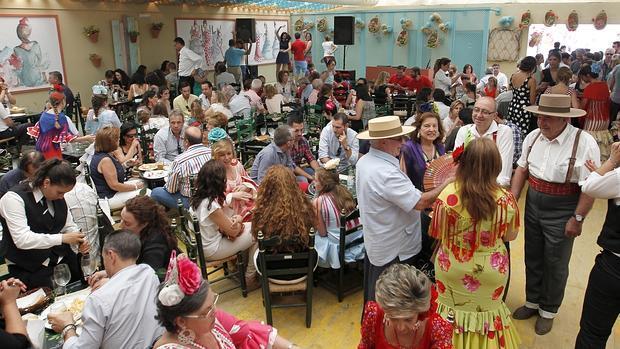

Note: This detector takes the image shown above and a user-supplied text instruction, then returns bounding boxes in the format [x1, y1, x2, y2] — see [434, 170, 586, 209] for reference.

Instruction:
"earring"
[178, 326, 196, 344]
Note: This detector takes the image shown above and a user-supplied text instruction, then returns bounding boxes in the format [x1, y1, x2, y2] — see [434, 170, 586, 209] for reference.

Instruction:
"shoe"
[245, 277, 261, 292]
[512, 306, 539, 320]
[535, 317, 554, 335]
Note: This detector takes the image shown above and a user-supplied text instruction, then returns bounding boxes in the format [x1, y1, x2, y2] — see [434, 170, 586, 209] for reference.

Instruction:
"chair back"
[138, 126, 160, 162]
[176, 199, 207, 278]
[235, 118, 256, 143]
[96, 205, 114, 266]
[257, 228, 316, 282]
[339, 208, 364, 262]
[375, 103, 391, 117]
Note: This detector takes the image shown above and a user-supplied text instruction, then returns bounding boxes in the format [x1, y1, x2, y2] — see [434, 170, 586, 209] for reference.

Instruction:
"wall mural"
[0, 15, 65, 93]
[248, 20, 289, 66]
[175, 19, 235, 70]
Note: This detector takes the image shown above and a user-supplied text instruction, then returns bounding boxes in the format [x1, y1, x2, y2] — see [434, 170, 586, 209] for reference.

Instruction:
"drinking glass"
[80, 254, 96, 281]
[53, 264, 71, 296]
[268, 128, 275, 138]
[260, 127, 267, 136]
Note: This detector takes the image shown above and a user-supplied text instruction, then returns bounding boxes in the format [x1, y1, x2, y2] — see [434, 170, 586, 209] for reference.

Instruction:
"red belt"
[528, 176, 580, 196]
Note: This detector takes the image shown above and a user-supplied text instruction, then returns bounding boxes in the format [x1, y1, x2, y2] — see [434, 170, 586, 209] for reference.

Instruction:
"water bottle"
[347, 166, 355, 191]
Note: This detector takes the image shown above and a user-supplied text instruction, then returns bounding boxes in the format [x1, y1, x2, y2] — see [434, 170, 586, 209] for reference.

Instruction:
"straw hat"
[524, 94, 586, 118]
[357, 115, 415, 140]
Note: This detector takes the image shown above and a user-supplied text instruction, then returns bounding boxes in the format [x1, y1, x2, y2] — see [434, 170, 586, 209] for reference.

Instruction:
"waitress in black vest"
[0, 159, 89, 289]
[575, 142, 620, 348]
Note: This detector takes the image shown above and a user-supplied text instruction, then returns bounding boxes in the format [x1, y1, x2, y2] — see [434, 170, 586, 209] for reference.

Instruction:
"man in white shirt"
[173, 81, 199, 118]
[0, 102, 30, 153]
[454, 97, 514, 186]
[318, 113, 359, 172]
[154, 111, 186, 165]
[510, 94, 600, 335]
[356, 115, 451, 303]
[198, 81, 213, 110]
[491, 64, 508, 90]
[48, 230, 163, 349]
[432, 89, 450, 120]
[174, 37, 204, 94]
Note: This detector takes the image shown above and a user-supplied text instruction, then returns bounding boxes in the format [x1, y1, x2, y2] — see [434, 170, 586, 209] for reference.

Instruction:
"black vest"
[0, 183, 70, 272]
[597, 199, 620, 254]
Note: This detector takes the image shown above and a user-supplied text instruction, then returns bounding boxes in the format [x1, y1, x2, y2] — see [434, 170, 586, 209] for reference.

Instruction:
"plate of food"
[138, 163, 164, 171]
[39, 288, 90, 329]
[10, 106, 26, 114]
[142, 170, 168, 180]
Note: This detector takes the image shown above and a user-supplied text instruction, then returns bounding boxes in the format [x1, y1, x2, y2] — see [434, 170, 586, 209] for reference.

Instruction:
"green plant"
[128, 30, 140, 37]
[151, 22, 164, 30]
[89, 53, 101, 60]
[83, 25, 100, 38]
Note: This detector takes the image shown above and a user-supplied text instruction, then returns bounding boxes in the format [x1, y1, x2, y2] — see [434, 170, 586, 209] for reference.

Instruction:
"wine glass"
[80, 254, 96, 281]
[268, 128, 275, 138]
[260, 127, 267, 136]
[53, 264, 71, 296]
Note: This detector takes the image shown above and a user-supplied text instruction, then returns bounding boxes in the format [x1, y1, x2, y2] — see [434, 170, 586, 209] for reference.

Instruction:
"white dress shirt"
[64, 183, 100, 260]
[318, 124, 359, 171]
[178, 46, 204, 77]
[435, 101, 450, 120]
[199, 94, 211, 110]
[356, 147, 422, 266]
[0, 102, 9, 132]
[433, 70, 451, 94]
[228, 94, 251, 118]
[63, 264, 163, 349]
[582, 169, 620, 206]
[153, 126, 187, 165]
[517, 124, 601, 184]
[454, 121, 514, 186]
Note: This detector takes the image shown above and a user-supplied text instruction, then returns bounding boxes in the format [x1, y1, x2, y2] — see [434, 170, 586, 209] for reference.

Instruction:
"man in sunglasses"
[154, 111, 187, 165]
[318, 113, 359, 172]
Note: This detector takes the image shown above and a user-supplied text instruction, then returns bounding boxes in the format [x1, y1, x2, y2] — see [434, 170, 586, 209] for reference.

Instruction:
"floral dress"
[359, 286, 453, 349]
[156, 310, 277, 349]
[225, 159, 257, 222]
[430, 183, 520, 349]
[507, 76, 533, 138]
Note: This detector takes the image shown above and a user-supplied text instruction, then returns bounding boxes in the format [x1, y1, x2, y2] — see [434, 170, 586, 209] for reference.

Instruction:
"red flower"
[490, 252, 509, 274]
[452, 144, 464, 162]
[488, 331, 495, 339]
[177, 256, 202, 295]
[493, 315, 504, 330]
[8, 53, 22, 70]
[436, 280, 446, 294]
[499, 335, 506, 348]
[462, 274, 481, 292]
[480, 231, 493, 247]
[492, 286, 504, 300]
[437, 248, 451, 272]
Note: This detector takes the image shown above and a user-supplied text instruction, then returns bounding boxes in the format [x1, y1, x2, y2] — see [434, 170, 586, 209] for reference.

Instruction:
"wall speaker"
[235, 18, 255, 43]
[333, 16, 355, 45]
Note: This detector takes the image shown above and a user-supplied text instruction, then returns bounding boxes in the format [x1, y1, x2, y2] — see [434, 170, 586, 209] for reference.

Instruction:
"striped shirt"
[164, 144, 211, 197]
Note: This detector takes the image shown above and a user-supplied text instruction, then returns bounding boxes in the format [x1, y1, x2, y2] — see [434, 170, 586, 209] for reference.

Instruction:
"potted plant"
[89, 53, 102, 68]
[150, 22, 163, 38]
[128, 30, 140, 43]
[83, 25, 100, 43]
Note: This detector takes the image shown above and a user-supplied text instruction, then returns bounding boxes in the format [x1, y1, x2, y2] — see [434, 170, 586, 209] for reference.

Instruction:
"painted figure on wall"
[201, 20, 213, 67]
[261, 23, 273, 60]
[189, 20, 203, 56]
[13, 17, 48, 87]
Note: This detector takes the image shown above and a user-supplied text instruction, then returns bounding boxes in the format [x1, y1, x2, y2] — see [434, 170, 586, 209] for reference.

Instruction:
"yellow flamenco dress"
[430, 183, 521, 349]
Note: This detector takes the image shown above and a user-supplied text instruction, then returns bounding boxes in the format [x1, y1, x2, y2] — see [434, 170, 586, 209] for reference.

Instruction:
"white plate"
[9, 112, 26, 117]
[39, 288, 90, 329]
[143, 170, 168, 180]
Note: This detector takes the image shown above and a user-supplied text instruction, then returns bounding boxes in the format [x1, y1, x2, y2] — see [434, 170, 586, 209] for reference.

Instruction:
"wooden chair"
[374, 103, 392, 117]
[176, 199, 248, 297]
[235, 118, 256, 144]
[257, 228, 316, 328]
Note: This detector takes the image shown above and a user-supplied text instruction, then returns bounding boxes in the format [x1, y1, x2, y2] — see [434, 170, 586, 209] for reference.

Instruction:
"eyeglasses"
[183, 293, 219, 319]
[472, 107, 494, 116]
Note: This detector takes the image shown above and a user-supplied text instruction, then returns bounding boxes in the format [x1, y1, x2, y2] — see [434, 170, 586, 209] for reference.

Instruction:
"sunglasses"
[183, 293, 219, 319]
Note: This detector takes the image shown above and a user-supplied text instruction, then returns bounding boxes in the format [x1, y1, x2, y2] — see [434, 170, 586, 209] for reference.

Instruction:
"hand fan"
[423, 154, 456, 192]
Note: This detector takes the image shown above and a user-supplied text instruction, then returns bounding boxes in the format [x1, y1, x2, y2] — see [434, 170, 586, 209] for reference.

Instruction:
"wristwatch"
[573, 214, 585, 223]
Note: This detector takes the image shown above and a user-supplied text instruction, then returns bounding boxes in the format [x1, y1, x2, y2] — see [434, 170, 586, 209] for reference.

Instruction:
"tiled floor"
[218, 195, 620, 348]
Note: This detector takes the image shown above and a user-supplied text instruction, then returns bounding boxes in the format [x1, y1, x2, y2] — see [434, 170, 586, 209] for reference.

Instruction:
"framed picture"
[175, 18, 235, 70]
[0, 15, 66, 93]
[248, 20, 289, 66]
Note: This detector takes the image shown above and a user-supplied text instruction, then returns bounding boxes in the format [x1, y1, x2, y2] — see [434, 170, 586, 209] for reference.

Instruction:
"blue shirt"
[224, 47, 245, 67]
[250, 143, 295, 184]
[318, 124, 359, 171]
[0, 169, 26, 198]
[356, 147, 422, 266]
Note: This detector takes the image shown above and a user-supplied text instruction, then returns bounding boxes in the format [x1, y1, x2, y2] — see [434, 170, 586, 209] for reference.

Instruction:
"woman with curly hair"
[121, 196, 178, 274]
[251, 165, 316, 253]
[191, 159, 257, 286]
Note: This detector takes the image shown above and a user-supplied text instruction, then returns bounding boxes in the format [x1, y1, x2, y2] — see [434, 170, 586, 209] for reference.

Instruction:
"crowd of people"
[0, 30, 619, 349]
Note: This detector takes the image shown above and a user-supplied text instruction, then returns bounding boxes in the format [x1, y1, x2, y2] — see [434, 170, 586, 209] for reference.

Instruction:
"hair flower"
[158, 284, 185, 306]
[452, 144, 465, 162]
[177, 256, 202, 295]
[92, 84, 108, 96]
[208, 127, 228, 143]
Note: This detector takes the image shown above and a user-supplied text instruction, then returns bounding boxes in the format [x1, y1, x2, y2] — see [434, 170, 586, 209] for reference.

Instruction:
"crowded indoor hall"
[0, 0, 619, 348]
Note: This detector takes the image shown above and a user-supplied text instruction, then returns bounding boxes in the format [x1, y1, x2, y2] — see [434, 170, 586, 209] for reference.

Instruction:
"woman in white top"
[434, 57, 460, 95]
[275, 70, 294, 101]
[321, 35, 337, 67]
[264, 84, 284, 114]
[85, 94, 121, 135]
[192, 159, 257, 285]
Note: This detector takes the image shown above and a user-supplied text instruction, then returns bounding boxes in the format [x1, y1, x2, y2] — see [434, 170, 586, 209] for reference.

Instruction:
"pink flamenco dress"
[27, 110, 76, 160]
[225, 159, 257, 222]
[157, 310, 277, 349]
[430, 183, 521, 349]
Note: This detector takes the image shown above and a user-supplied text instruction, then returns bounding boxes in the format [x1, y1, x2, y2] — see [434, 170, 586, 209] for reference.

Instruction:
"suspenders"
[525, 129, 583, 184]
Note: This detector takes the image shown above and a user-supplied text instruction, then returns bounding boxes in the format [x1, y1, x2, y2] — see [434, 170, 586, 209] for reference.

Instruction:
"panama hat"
[524, 94, 586, 118]
[357, 115, 415, 140]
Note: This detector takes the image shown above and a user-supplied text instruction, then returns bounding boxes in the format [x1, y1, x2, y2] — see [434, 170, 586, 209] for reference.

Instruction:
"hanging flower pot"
[566, 10, 579, 32]
[83, 25, 100, 43]
[544, 10, 558, 27]
[128, 31, 140, 43]
[396, 30, 408, 47]
[89, 54, 102, 68]
[593, 10, 607, 30]
[150, 23, 163, 38]
[368, 16, 380, 34]
[317, 18, 328, 33]
[294, 18, 304, 32]
[518, 10, 531, 30]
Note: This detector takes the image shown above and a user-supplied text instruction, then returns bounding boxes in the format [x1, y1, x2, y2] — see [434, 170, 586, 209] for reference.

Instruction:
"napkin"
[16, 288, 46, 310]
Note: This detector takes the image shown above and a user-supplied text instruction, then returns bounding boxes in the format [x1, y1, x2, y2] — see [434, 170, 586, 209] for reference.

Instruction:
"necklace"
[184, 340, 206, 349]
[391, 321, 421, 349]
[421, 144, 436, 163]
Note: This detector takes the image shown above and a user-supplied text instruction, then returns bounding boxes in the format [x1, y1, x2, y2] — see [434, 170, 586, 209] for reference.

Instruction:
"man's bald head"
[476, 96, 497, 112]
[472, 96, 497, 132]
[185, 126, 203, 145]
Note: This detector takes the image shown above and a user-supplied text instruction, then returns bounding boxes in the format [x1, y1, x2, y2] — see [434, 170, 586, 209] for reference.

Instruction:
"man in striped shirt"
[151, 126, 211, 209]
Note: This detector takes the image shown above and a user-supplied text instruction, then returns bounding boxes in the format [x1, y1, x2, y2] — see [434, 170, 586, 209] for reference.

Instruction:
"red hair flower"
[177, 256, 202, 295]
[452, 144, 464, 162]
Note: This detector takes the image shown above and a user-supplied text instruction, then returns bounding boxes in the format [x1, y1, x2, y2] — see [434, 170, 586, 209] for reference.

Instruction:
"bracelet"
[61, 323, 76, 338]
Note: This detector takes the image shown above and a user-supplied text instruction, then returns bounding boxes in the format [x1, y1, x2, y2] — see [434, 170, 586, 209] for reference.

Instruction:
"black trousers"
[575, 250, 620, 349]
[0, 123, 31, 149]
[178, 75, 194, 94]
[8, 250, 82, 289]
[363, 253, 419, 304]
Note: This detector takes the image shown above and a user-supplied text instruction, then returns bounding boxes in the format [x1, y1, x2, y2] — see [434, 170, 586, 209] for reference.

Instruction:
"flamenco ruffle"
[585, 129, 613, 162]
[27, 122, 76, 144]
[436, 301, 521, 349]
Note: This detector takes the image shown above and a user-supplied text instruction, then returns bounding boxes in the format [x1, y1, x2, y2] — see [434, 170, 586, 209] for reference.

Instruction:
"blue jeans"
[151, 187, 189, 209]
[296, 167, 315, 183]
[294, 60, 308, 77]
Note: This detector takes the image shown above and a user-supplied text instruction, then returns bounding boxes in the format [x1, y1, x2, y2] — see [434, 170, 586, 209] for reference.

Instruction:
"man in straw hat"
[510, 94, 600, 335]
[356, 115, 452, 303]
